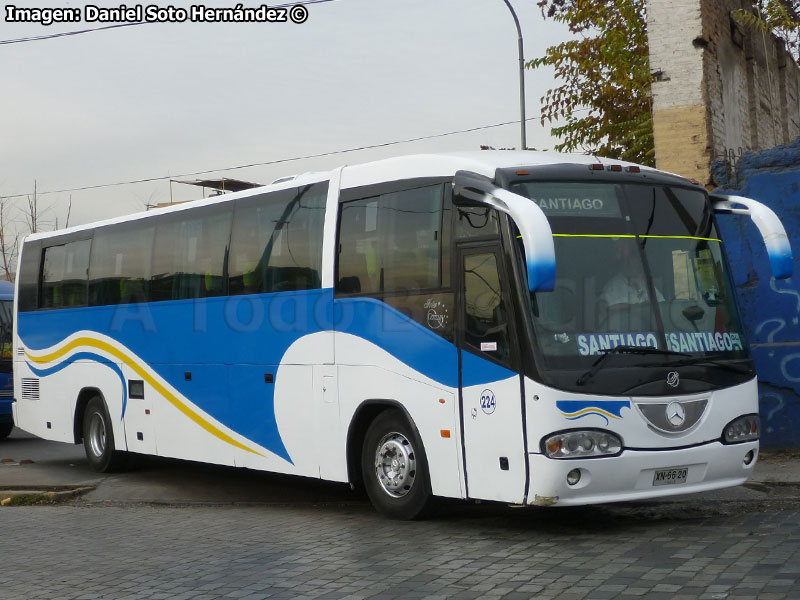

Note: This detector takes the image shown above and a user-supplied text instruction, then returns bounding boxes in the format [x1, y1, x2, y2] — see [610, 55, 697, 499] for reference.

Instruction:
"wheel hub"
[88, 413, 106, 458]
[375, 432, 416, 498]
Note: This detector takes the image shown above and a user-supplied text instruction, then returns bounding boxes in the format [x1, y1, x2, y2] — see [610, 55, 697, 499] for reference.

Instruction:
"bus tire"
[0, 422, 12, 440]
[83, 396, 126, 472]
[361, 409, 433, 520]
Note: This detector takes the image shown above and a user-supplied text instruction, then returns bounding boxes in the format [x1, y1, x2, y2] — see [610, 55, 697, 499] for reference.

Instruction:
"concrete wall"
[647, 0, 800, 184]
[715, 140, 800, 448]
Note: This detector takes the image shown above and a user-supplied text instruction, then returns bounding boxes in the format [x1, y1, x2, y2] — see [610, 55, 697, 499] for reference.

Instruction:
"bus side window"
[336, 183, 454, 340]
[455, 207, 499, 239]
[151, 208, 232, 301]
[41, 245, 66, 309]
[463, 252, 510, 365]
[89, 226, 154, 306]
[228, 182, 327, 295]
[336, 184, 444, 295]
[40, 239, 91, 309]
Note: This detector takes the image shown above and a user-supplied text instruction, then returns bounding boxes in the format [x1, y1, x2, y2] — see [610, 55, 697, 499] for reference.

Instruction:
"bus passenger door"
[457, 245, 527, 504]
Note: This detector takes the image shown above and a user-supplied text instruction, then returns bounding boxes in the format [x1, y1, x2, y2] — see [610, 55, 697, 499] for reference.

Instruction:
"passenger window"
[463, 252, 511, 364]
[41, 245, 66, 309]
[151, 208, 232, 301]
[228, 182, 327, 294]
[89, 225, 154, 305]
[41, 239, 91, 308]
[337, 184, 443, 295]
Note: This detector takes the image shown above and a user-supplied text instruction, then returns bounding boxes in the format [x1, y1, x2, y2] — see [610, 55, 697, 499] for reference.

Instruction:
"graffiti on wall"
[714, 139, 800, 447]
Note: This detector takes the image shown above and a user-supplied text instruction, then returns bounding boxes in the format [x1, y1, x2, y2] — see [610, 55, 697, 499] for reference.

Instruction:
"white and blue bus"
[13, 152, 792, 518]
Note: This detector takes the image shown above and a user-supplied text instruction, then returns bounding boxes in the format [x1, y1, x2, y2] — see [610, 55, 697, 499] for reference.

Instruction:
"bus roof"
[22, 151, 679, 244]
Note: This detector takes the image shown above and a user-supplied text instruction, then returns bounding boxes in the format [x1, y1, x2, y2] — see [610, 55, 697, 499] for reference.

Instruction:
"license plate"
[652, 467, 688, 486]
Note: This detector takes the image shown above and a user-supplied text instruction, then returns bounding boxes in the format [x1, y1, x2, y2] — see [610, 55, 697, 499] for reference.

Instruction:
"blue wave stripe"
[26, 351, 129, 417]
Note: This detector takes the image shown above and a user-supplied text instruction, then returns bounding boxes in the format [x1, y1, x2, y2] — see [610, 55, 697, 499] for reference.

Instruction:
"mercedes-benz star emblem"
[666, 371, 680, 388]
[666, 401, 686, 427]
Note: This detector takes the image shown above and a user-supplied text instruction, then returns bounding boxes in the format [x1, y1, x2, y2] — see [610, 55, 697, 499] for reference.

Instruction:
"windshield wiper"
[576, 345, 690, 386]
[647, 356, 753, 375]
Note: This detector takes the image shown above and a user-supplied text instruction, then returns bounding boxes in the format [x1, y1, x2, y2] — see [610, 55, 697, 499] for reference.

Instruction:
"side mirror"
[711, 194, 793, 280]
[453, 171, 555, 292]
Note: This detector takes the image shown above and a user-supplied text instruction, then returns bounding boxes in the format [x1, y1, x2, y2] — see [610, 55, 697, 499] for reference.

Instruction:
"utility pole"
[502, 0, 527, 150]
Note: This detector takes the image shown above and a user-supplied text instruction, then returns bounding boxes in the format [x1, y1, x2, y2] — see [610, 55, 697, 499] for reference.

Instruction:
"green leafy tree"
[733, 1, 800, 60]
[529, 0, 654, 165]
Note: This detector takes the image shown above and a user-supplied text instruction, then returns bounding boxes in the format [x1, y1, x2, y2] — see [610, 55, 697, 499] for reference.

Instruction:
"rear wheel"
[361, 409, 433, 520]
[83, 396, 126, 472]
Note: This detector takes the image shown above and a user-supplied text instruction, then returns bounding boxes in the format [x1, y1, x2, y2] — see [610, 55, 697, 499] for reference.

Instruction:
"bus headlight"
[723, 415, 760, 444]
[542, 430, 622, 459]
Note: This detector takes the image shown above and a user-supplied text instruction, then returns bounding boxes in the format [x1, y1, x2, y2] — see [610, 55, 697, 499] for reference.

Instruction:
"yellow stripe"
[639, 234, 722, 242]
[552, 234, 635, 238]
[551, 233, 721, 242]
[26, 338, 263, 457]
[562, 407, 620, 420]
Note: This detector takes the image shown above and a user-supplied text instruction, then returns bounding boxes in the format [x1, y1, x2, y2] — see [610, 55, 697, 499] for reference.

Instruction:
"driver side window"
[463, 252, 511, 365]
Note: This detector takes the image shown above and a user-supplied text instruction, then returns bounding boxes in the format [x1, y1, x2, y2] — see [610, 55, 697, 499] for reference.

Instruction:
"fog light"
[744, 450, 755, 466]
[566, 469, 581, 486]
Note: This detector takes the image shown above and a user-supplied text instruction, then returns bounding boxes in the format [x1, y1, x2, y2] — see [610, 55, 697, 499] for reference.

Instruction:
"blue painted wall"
[714, 138, 800, 448]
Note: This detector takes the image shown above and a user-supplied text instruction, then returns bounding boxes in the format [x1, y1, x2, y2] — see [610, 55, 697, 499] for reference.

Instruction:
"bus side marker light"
[516, 170, 529, 176]
[589, 164, 604, 171]
[145, 409, 150, 415]
[438, 398, 446, 404]
[440, 429, 451, 438]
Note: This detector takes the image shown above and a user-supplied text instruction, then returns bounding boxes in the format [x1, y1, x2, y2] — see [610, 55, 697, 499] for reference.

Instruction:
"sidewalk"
[752, 448, 800, 484]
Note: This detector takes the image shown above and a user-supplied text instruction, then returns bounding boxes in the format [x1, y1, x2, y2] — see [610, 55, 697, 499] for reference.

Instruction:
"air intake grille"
[21, 378, 39, 401]
[17, 346, 25, 357]
[635, 398, 708, 433]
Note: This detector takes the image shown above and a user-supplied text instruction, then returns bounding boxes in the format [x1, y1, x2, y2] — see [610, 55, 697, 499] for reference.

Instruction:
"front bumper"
[528, 440, 758, 506]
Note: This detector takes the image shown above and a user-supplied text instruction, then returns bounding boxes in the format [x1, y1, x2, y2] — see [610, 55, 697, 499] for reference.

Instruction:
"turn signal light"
[723, 415, 760, 444]
[542, 430, 622, 459]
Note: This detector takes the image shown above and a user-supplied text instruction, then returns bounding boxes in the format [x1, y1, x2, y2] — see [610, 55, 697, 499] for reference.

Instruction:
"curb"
[0, 486, 95, 506]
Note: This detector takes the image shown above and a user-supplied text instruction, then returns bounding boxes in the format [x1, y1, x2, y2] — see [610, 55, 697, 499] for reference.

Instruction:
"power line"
[2, 118, 542, 200]
[0, 22, 145, 45]
[0, 0, 337, 45]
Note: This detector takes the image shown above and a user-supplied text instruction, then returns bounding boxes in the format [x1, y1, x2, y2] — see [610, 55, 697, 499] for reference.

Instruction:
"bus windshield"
[508, 181, 749, 378]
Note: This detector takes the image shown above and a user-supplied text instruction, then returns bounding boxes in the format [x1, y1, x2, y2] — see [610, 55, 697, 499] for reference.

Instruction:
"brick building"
[647, 0, 800, 184]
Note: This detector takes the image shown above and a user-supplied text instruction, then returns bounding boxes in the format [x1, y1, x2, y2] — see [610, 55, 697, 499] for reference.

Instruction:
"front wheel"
[0, 422, 12, 440]
[361, 409, 433, 520]
[83, 396, 126, 472]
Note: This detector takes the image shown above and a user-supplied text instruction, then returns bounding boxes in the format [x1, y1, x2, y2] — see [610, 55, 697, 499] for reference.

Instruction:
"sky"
[1, 0, 571, 231]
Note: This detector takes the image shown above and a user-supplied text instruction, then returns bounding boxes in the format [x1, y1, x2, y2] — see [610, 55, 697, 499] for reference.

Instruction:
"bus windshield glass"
[508, 181, 749, 373]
